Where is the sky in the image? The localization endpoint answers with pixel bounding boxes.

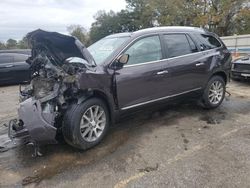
[0,0,126,42]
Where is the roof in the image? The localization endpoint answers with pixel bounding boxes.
[105,26,207,39]
[133,26,207,35]
[105,32,132,38]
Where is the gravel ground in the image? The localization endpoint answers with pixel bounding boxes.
[0,81,250,188]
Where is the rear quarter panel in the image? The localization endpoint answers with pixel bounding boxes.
[191,33,232,87]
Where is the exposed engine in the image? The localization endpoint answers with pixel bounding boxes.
[19,47,88,130]
[32,77,56,99]
[8,29,96,153]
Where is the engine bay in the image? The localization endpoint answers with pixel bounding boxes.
[20,46,90,128]
[7,29,97,155]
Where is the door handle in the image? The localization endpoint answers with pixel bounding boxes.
[195,62,205,67]
[157,70,169,75]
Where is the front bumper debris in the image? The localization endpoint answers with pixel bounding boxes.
[8,98,57,145]
[8,119,30,142]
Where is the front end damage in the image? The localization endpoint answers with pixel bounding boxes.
[9,99,57,145]
[8,29,96,149]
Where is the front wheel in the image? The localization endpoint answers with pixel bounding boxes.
[201,76,226,109]
[62,98,110,150]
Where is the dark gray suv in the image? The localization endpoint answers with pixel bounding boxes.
[9,27,231,151]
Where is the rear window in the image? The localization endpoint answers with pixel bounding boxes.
[197,34,221,50]
[163,34,195,58]
[0,54,13,64]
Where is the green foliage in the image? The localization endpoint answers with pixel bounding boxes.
[126,0,156,28]
[6,39,17,49]
[0,37,28,50]
[89,10,140,43]
[89,0,250,41]
[202,0,249,36]
[235,7,250,35]
[2,0,249,50]
[67,25,89,45]
[17,37,28,49]
[0,42,6,50]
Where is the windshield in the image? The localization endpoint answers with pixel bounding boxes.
[88,36,130,65]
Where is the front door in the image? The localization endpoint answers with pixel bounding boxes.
[115,35,169,110]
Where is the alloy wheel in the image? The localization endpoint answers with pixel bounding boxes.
[80,105,106,142]
[208,81,224,105]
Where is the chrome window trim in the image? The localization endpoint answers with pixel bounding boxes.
[110,31,221,68]
[109,33,161,68]
[123,34,163,67]
[123,48,217,68]
[121,87,202,110]
[199,34,223,49]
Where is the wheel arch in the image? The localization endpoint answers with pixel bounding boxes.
[211,71,228,84]
[76,89,115,125]
[201,72,227,109]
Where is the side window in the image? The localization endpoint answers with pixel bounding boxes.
[164,34,193,58]
[0,54,13,64]
[186,35,198,53]
[124,36,162,65]
[197,34,221,50]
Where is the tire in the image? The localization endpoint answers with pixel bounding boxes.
[62,98,110,150]
[201,75,226,109]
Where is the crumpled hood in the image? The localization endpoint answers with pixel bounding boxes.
[26,29,96,66]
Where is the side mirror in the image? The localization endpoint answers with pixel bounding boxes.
[111,54,129,70]
[118,54,129,64]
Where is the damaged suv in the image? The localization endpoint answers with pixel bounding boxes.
[9,27,231,150]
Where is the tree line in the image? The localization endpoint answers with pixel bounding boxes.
[0,37,29,50]
[1,0,249,49]
[89,0,250,43]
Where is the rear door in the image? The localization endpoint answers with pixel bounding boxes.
[160,33,206,95]
[193,33,228,83]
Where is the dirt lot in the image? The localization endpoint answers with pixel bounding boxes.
[1,81,250,188]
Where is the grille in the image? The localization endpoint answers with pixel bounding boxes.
[234,64,250,71]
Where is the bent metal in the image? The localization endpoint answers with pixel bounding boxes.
[8,27,232,155]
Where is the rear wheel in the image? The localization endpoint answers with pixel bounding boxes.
[201,76,226,109]
[62,98,109,150]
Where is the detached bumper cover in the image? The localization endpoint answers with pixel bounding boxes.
[9,98,57,144]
